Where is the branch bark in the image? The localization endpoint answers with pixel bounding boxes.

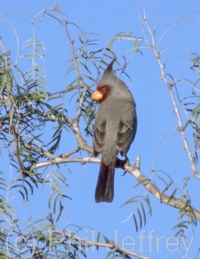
[141,9,199,178]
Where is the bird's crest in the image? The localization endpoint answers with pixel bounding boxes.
[104,59,116,74]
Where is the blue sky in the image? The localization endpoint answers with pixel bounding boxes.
[1,1,200,258]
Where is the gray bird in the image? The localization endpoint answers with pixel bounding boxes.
[91,60,137,202]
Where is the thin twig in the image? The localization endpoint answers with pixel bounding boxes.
[124,161,200,220]
[56,3,90,121]
[141,9,199,178]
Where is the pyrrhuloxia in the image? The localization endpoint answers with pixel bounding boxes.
[91,60,137,203]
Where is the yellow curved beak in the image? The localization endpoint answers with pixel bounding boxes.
[91,90,103,101]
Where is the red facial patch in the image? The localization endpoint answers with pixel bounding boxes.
[97,85,111,103]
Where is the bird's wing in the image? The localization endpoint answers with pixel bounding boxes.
[117,118,137,156]
[93,120,106,156]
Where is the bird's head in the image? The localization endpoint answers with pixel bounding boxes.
[91,60,114,103]
[91,60,131,104]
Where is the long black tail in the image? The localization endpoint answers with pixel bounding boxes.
[95,159,115,203]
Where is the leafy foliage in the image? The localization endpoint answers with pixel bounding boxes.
[0,4,200,259]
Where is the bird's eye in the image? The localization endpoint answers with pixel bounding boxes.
[104,86,110,92]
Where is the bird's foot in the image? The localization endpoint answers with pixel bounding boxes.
[116,157,130,176]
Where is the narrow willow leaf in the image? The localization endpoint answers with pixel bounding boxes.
[140,202,146,226]
[53,194,59,214]
[96,231,101,250]
[48,191,53,209]
[143,195,152,216]
[56,201,63,222]
[137,207,142,230]
[133,213,138,232]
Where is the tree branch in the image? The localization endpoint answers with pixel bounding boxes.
[124,160,200,220]
[66,231,152,259]
[141,9,199,178]
[29,156,100,171]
